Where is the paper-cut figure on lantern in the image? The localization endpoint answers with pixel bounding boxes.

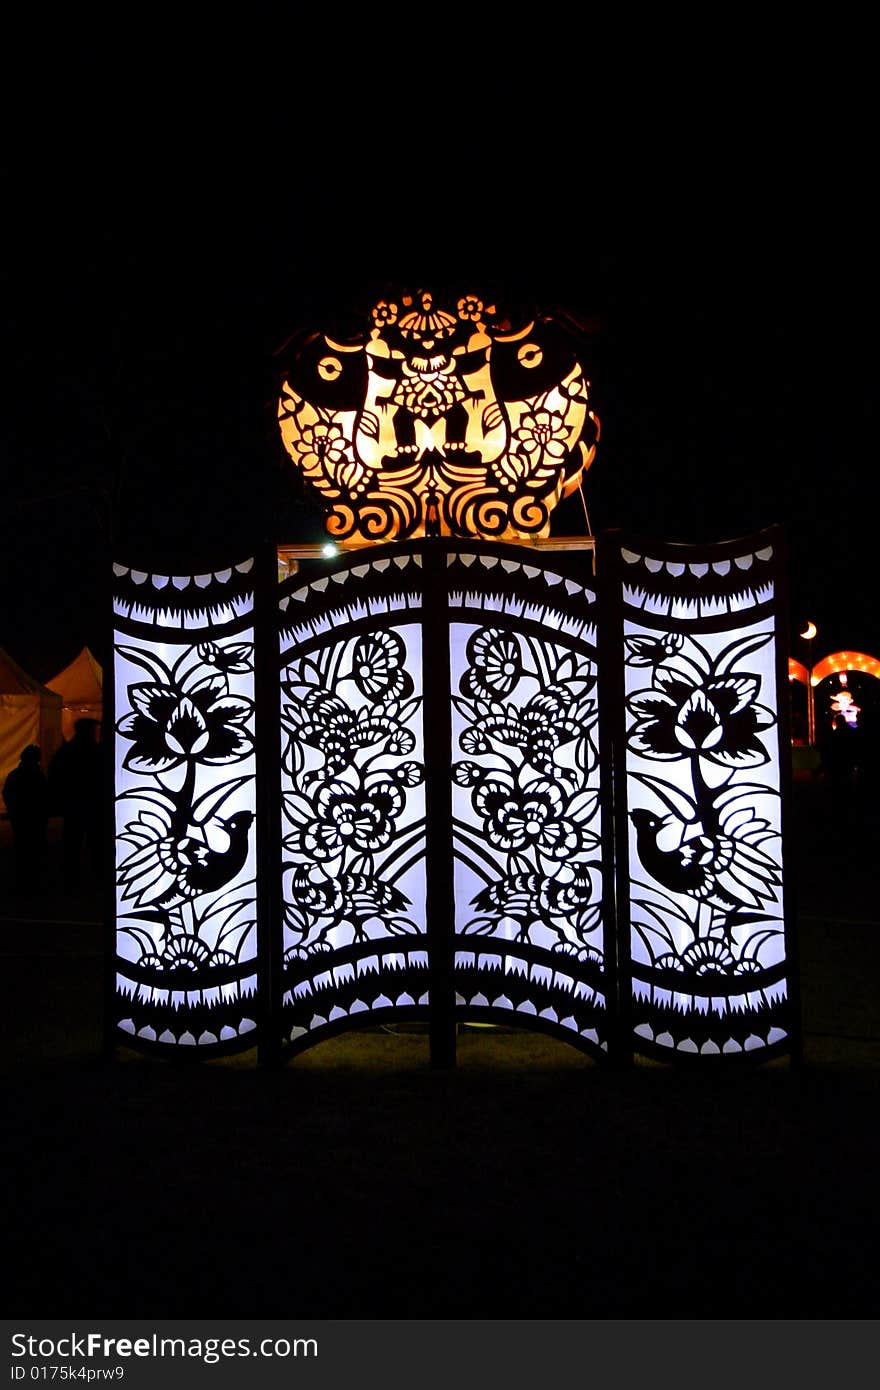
[277,288,600,543]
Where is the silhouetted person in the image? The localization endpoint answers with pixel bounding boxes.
[847,709,878,817]
[48,718,103,889]
[2,744,49,893]
[829,717,857,781]
[821,716,859,829]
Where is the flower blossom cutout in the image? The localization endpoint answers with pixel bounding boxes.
[462,628,523,698]
[628,667,773,770]
[295,778,405,861]
[457,294,484,322]
[514,408,568,460]
[118,672,253,774]
[474,777,580,859]
[372,300,398,327]
[294,420,366,494]
[349,631,414,703]
[624,633,685,667]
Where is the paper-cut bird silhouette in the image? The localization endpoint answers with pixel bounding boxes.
[466,868,598,952]
[119,801,254,911]
[629,807,778,923]
[286,865,413,943]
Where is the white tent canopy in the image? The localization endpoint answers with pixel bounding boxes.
[0,648,64,811]
[46,646,104,740]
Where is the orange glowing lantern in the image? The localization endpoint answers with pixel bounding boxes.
[277,288,600,544]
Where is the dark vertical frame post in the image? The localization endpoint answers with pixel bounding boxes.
[422,542,456,1068]
[255,539,282,1067]
[596,531,633,1067]
[103,555,118,1060]
[771,526,804,1068]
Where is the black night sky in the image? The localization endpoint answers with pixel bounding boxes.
[1,108,875,686]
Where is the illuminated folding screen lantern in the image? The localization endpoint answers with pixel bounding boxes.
[277,288,600,543]
[110,280,798,1070]
[111,534,797,1064]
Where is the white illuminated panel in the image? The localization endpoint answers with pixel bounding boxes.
[278,561,429,1049]
[448,557,609,1057]
[619,538,791,1059]
[112,566,258,1053]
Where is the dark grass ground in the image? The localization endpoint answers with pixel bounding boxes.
[2,776,878,1319]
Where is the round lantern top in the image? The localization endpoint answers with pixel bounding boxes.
[277,286,600,545]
